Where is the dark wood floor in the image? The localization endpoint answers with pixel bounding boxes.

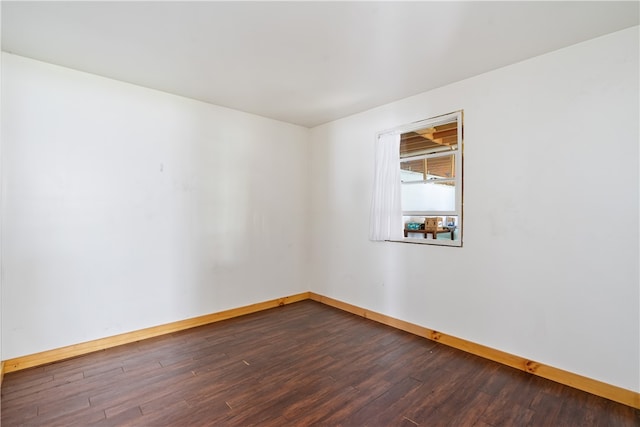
[1,300,638,426]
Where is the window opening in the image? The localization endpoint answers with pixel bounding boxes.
[372,111,463,247]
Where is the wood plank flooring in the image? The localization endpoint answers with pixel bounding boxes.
[1,300,638,426]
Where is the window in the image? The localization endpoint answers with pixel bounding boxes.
[370,111,463,247]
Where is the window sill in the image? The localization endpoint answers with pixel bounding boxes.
[389,238,462,247]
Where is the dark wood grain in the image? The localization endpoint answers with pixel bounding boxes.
[2,300,638,426]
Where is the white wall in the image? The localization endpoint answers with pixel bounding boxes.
[1,53,309,359]
[309,26,639,392]
[0,5,3,365]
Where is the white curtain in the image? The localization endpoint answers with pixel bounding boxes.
[369,132,403,241]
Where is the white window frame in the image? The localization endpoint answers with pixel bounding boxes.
[380,110,463,247]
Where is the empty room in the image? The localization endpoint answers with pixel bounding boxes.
[0,1,639,425]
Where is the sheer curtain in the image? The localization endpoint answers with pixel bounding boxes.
[369,132,403,241]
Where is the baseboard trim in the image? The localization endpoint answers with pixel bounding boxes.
[308,292,639,409]
[1,291,637,409]
[2,292,309,374]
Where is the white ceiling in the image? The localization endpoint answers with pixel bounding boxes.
[2,1,638,128]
